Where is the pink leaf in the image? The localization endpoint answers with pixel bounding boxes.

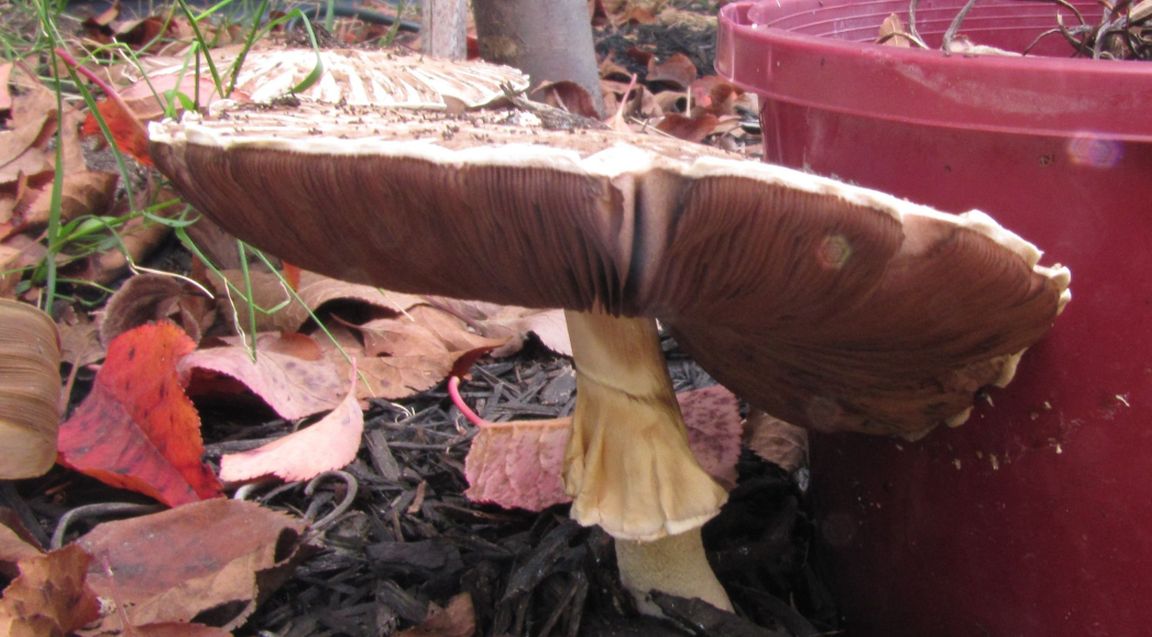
[464,385,742,510]
[179,334,345,420]
[219,368,363,482]
[464,418,572,511]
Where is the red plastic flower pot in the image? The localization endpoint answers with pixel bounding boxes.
[717,2,1152,636]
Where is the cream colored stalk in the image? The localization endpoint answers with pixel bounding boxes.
[563,309,732,612]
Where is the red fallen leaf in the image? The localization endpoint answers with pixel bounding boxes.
[81,98,152,165]
[77,498,306,633]
[464,385,742,510]
[57,321,222,507]
[54,48,151,167]
[218,366,363,482]
[0,544,101,637]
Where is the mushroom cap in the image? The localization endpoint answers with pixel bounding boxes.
[149,99,1069,438]
[141,47,529,110]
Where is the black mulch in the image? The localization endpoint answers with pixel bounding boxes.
[2,337,840,636]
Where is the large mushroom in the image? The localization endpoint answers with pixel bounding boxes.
[148,58,1069,613]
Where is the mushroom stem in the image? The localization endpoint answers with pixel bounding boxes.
[562,309,731,611]
[616,527,733,613]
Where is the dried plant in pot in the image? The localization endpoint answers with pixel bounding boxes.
[718,1,1152,634]
[148,50,1069,620]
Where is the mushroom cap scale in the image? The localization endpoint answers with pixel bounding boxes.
[149,102,1069,438]
[139,47,530,110]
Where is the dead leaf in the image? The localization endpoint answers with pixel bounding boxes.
[99,623,234,637]
[529,80,601,119]
[180,333,346,420]
[679,385,742,489]
[744,409,808,473]
[464,385,742,510]
[84,211,173,285]
[211,269,423,334]
[878,12,913,47]
[218,366,364,482]
[0,235,46,298]
[0,522,41,569]
[99,273,215,346]
[0,63,12,111]
[349,318,456,400]
[647,53,698,92]
[397,593,475,637]
[57,306,105,368]
[77,498,306,632]
[57,321,223,507]
[0,545,101,637]
[0,299,61,479]
[464,417,572,511]
[656,112,720,143]
[0,88,57,177]
[17,171,118,233]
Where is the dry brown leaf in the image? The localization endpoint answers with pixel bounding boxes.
[0,545,101,637]
[212,269,423,333]
[18,171,118,232]
[656,112,720,143]
[85,212,173,285]
[99,273,215,346]
[0,89,56,174]
[0,522,41,569]
[219,366,363,482]
[744,409,808,473]
[0,299,61,479]
[0,235,46,298]
[77,498,306,632]
[878,12,913,47]
[0,63,12,111]
[180,333,346,420]
[97,622,234,637]
[647,53,698,92]
[396,593,475,637]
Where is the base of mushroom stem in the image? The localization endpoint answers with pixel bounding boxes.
[615,526,733,615]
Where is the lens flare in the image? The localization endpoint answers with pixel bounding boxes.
[1066,135,1123,169]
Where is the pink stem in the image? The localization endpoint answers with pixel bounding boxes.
[54,48,119,97]
[448,375,492,428]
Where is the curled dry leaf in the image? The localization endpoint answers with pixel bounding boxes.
[100,273,215,346]
[646,53,698,92]
[464,386,742,510]
[0,299,61,479]
[57,321,222,507]
[0,545,101,637]
[180,333,346,420]
[76,498,307,633]
[210,269,423,334]
[743,409,808,473]
[218,366,364,483]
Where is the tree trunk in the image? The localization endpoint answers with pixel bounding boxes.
[422,0,468,60]
[472,0,605,116]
